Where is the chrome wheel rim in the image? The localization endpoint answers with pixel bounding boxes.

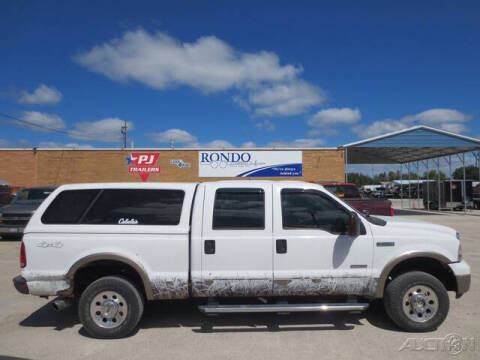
[402,285,438,323]
[90,291,128,329]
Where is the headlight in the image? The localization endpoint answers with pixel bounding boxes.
[456,232,460,240]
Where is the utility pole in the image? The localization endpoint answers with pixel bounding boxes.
[121,121,127,149]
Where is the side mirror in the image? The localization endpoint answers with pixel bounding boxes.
[348,211,360,236]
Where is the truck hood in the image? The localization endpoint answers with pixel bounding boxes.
[0,203,38,215]
[374,216,457,238]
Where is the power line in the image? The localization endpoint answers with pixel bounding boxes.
[0,111,122,143]
[0,111,72,135]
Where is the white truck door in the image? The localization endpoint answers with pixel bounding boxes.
[272,183,374,296]
[194,182,273,297]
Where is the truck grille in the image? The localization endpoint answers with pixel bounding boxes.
[1,213,32,226]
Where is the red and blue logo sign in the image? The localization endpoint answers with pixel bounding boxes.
[126,153,160,182]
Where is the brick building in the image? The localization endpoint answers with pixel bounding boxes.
[0,148,345,189]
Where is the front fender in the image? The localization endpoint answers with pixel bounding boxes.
[374,250,452,298]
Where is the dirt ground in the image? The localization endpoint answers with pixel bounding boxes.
[0,213,478,360]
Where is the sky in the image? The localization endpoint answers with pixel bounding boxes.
[1,0,479,152]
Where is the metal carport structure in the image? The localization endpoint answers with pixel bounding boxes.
[341,126,480,212]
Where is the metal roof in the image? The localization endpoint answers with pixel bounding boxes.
[341,125,480,164]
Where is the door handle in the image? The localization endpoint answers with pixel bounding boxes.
[204,240,215,254]
[276,239,287,254]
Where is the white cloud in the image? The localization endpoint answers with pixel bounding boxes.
[404,108,470,124]
[74,28,324,117]
[255,119,276,132]
[21,111,66,132]
[249,80,326,117]
[11,112,133,144]
[241,141,256,148]
[69,118,133,142]
[146,127,326,148]
[438,123,469,134]
[147,128,234,148]
[308,107,361,127]
[0,139,31,148]
[353,108,471,139]
[18,84,62,105]
[74,29,299,92]
[266,138,325,148]
[308,128,339,137]
[203,140,234,148]
[147,128,198,146]
[38,141,93,149]
[232,95,251,112]
[353,119,408,139]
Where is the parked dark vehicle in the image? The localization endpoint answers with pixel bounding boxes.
[0,181,12,206]
[423,181,474,210]
[474,183,480,209]
[319,182,394,216]
[390,184,423,199]
[0,186,56,239]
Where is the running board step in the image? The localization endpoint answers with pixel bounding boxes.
[198,303,369,314]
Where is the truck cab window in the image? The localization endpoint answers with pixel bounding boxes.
[213,188,265,229]
[281,189,350,233]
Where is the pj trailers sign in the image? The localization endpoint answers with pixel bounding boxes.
[199,151,302,177]
[127,153,160,182]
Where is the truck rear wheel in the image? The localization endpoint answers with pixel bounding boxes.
[78,276,144,339]
[384,271,449,332]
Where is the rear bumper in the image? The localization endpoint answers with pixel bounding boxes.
[12,275,29,294]
[448,260,471,298]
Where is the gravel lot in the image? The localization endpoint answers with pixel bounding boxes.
[0,213,478,360]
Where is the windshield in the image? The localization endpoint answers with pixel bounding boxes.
[323,185,360,199]
[12,188,53,204]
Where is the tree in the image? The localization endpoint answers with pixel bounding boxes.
[388,171,397,181]
[346,170,422,186]
[423,170,447,180]
[346,172,374,186]
[385,170,419,181]
[452,166,479,180]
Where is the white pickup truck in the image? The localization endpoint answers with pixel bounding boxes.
[13,181,470,338]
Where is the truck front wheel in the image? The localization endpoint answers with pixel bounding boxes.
[384,271,449,332]
[78,276,144,339]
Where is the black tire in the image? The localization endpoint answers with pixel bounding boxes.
[78,276,144,339]
[384,271,449,332]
